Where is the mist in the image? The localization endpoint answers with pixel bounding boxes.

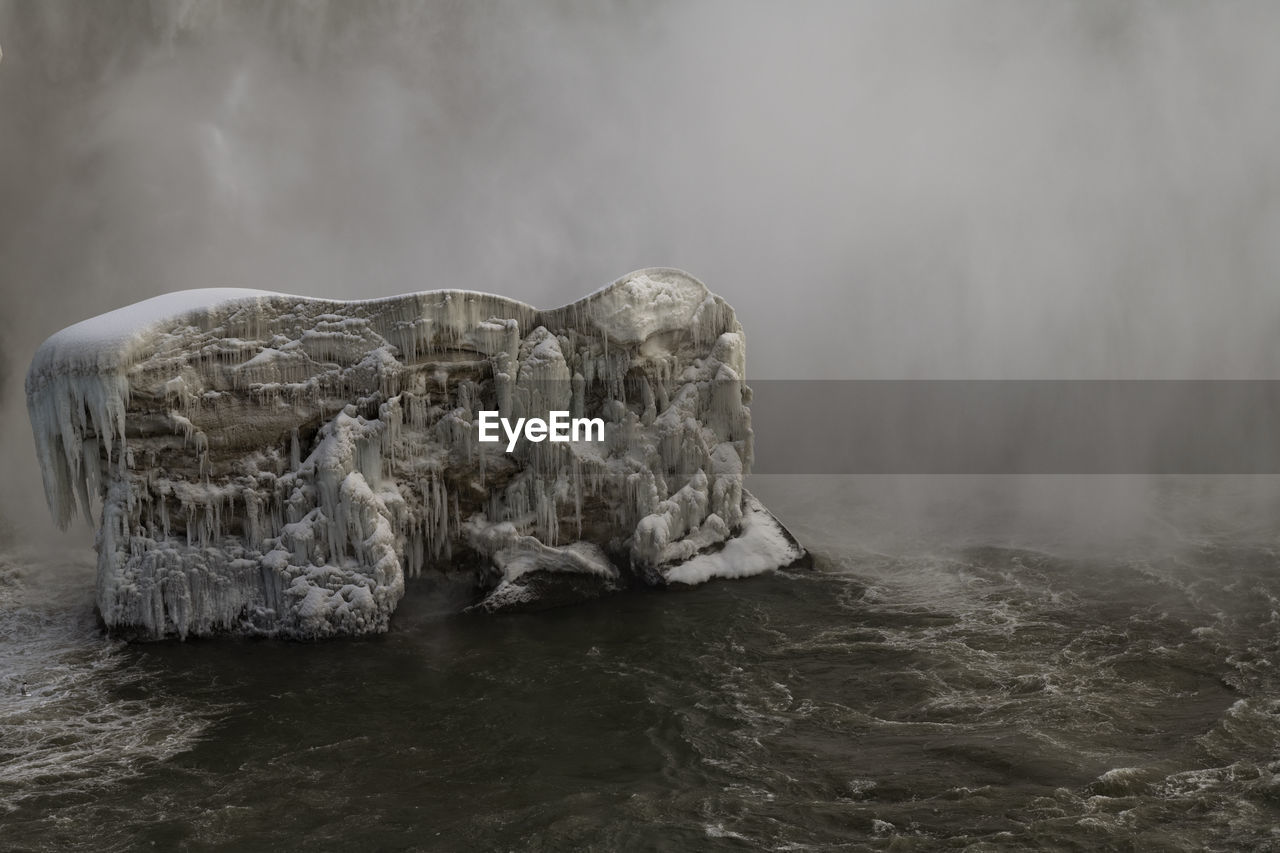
[3,0,1280,542]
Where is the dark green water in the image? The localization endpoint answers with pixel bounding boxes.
[4,477,1280,850]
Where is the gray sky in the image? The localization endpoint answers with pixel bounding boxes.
[5,1,1280,381]
[2,0,1280,531]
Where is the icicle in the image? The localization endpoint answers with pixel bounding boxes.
[25,270,782,638]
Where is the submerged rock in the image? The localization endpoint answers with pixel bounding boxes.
[26,268,807,639]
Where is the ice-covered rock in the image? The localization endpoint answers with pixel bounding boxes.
[25,268,807,639]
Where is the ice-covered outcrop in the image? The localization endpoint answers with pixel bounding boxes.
[26,269,807,639]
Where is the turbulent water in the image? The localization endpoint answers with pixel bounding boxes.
[3,476,1280,851]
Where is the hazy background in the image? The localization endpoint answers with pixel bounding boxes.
[3,0,1280,541]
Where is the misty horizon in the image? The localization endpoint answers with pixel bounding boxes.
[4,1,1280,538]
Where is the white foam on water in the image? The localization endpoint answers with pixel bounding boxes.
[0,544,221,813]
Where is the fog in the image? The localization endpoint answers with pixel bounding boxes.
[3,1,1280,542]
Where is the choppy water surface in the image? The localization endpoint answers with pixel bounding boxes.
[3,477,1280,851]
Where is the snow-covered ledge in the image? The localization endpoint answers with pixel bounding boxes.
[26,269,807,639]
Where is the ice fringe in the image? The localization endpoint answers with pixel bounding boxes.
[26,269,807,639]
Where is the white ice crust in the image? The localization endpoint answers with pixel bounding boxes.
[664,494,805,585]
[26,268,805,638]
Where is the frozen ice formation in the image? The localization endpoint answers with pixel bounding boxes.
[26,268,807,639]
